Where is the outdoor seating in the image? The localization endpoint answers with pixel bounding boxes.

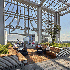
[36,44,47,54]
[37,46,43,54]
[36,45,38,49]
[39,45,58,58]
[35,44,61,58]
[43,49,46,54]
[22,51,28,56]
[18,50,28,56]
[37,49,43,54]
[21,42,24,46]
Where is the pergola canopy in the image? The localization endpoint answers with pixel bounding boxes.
[0,0,70,44]
[12,0,70,15]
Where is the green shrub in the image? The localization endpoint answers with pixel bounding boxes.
[0,43,12,55]
[5,43,13,48]
[0,45,8,54]
[40,42,70,48]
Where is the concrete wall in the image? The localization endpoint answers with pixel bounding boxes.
[0,0,5,45]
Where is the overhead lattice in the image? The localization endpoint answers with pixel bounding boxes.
[4,0,70,37]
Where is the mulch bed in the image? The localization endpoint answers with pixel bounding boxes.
[0,46,56,65]
[25,49,50,64]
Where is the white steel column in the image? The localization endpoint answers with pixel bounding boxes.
[54,12,58,43]
[0,0,5,45]
[4,30,7,45]
[56,12,58,43]
[37,6,42,43]
[58,13,60,43]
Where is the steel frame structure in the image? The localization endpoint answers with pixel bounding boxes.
[0,0,70,44]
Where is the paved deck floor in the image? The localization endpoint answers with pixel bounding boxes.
[14,55,70,70]
[15,46,70,70]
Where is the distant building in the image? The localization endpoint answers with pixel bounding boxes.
[7,34,25,41]
[27,34,35,43]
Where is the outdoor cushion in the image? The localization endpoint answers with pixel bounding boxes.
[38,50,42,51]
[22,51,28,56]
[37,49,43,54]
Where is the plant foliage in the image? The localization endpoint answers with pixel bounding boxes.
[0,43,12,54]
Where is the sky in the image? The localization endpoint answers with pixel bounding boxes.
[60,13,70,41]
[4,0,70,41]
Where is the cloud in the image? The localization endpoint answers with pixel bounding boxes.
[63,34,65,35]
[67,35,69,36]
[15,18,17,20]
[67,36,70,37]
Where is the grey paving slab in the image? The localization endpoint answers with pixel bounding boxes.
[44,66,66,70]
[32,63,44,70]
[2,54,69,70]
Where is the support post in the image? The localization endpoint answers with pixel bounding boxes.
[27,5,29,40]
[37,7,42,43]
[58,13,60,43]
[54,12,59,43]
[17,0,19,25]
[0,0,5,45]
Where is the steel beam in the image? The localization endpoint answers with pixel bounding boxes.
[59,10,70,16]
[58,6,69,12]
[28,6,29,35]
[41,6,55,14]
[58,0,65,3]
[37,7,42,43]
[54,12,59,43]
[13,0,39,8]
[42,34,50,37]
[40,0,46,6]
[58,13,60,43]
[18,34,33,36]
[13,0,55,14]
[58,0,70,12]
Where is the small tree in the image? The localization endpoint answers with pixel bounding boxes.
[49,24,61,44]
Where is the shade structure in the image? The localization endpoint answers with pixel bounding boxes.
[0,0,70,44]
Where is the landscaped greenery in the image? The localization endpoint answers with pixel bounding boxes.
[48,24,61,43]
[0,43,13,55]
[40,42,70,48]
